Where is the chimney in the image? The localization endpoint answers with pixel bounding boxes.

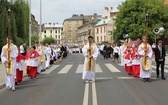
[105,7,109,11]
[117,5,120,10]
[80,14,84,16]
[110,7,113,10]
[93,13,97,20]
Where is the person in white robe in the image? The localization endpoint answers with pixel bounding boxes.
[45,43,51,68]
[82,36,99,83]
[138,36,153,82]
[119,41,127,66]
[1,37,18,91]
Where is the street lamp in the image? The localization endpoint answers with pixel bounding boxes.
[29,0,32,48]
[145,14,149,38]
[123,34,129,43]
[88,25,91,36]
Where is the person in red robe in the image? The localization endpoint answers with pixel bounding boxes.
[125,48,133,75]
[132,46,141,77]
[25,48,31,77]
[15,52,24,84]
[29,46,39,79]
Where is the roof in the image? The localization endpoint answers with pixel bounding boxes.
[95,18,112,26]
[44,23,63,28]
[64,14,92,21]
[109,8,119,13]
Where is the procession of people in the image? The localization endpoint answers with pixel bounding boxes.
[1,38,69,91]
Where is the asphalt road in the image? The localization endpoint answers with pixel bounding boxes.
[0,53,168,105]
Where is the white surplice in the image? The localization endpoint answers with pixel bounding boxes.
[45,46,51,68]
[120,45,126,66]
[82,43,99,80]
[1,43,18,88]
[138,43,152,78]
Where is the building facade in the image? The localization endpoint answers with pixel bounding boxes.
[94,7,119,44]
[77,13,101,45]
[42,23,63,44]
[31,14,38,36]
[62,14,92,45]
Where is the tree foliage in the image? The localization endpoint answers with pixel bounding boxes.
[114,0,168,42]
[0,0,30,50]
[43,37,56,45]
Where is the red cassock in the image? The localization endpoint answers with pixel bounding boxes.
[29,51,39,78]
[25,52,31,76]
[131,50,140,77]
[125,53,132,75]
[15,54,24,83]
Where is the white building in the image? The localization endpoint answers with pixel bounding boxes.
[95,7,119,44]
[42,23,63,44]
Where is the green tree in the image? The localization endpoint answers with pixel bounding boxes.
[114,0,168,42]
[43,37,56,45]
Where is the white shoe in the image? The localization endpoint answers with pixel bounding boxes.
[12,87,15,91]
[7,86,11,90]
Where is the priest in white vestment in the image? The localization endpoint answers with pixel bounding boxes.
[1,37,18,91]
[138,36,153,82]
[82,36,99,83]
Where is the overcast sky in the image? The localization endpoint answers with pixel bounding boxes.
[31,0,126,24]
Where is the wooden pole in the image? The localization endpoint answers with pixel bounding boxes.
[7,9,11,70]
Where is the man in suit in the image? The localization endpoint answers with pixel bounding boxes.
[155,40,166,80]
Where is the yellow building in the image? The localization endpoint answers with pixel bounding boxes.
[62,14,92,45]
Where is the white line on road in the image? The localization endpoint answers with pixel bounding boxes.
[42,65,60,74]
[96,64,103,73]
[83,83,89,105]
[152,65,168,73]
[105,63,121,72]
[58,65,73,74]
[92,82,98,105]
[76,64,83,73]
[76,64,103,73]
[117,77,135,79]
[96,77,113,80]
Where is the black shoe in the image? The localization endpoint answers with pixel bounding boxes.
[143,78,147,82]
[147,78,151,82]
[161,77,166,80]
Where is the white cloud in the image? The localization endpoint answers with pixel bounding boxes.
[31,0,125,24]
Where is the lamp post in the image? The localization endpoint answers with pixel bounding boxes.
[39,0,42,42]
[29,0,32,48]
[7,9,11,72]
[145,14,149,38]
[123,34,129,43]
[88,25,91,36]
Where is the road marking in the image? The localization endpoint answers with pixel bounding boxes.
[92,82,98,105]
[83,83,89,105]
[96,77,113,80]
[76,64,83,73]
[58,65,73,74]
[96,64,103,73]
[105,63,121,72]
[76,64,103,73]
[117,77,135,79]
[42,65,59,74]
[152,65,168,73]
[68,62,74,63]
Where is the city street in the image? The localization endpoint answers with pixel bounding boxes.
[0,54,168,105]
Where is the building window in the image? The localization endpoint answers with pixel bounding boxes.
[55,35,57,39]
[97,37,99,42]
[58,30,60,33]
[50,30,52,33]
[68,34,71,36]
[68,27,71,31]
[44,35,46,38]
[50,35,52,37]
[55,30,57,33]
[44,30,46,33]
[97,28,99,33]
[58,35,60,38]
[76,21,78,24]
[101,27,102,33]
[68,21,71,24]
[104,27,106,32]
